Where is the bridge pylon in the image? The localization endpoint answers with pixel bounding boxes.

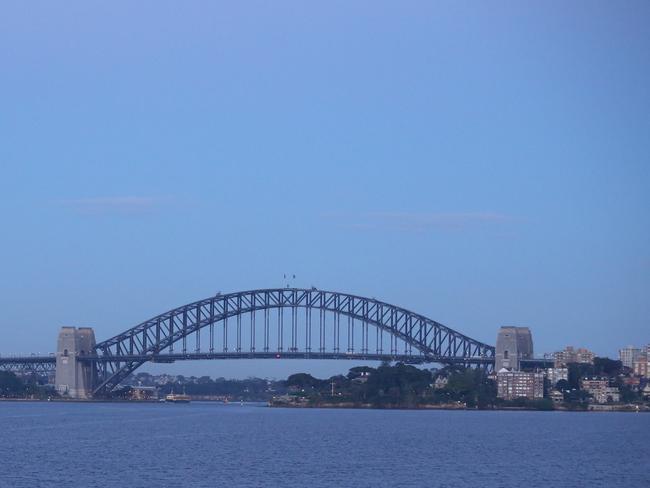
[55,327,97,399]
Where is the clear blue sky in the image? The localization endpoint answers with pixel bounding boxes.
[1,2,648,379]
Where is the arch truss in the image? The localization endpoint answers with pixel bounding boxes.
[90,288,495,395]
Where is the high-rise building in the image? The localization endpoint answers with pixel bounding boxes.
[495,326,533,371]
[497,370,544,400]
[619,346,643,369]
[631,344,650,377]
[553,346,595,367]
[633,356,649,378]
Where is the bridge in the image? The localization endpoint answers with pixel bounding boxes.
[0,288,496,398]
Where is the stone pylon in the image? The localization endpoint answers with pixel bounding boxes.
[495,326,533,371]
[55,327,96,399]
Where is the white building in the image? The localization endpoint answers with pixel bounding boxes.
[593,387,620,404]
[545,368,568,387]
[619,346,643,369]
[433,376,448,390]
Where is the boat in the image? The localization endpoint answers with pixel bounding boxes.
[165,389,191,403]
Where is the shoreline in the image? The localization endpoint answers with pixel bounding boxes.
[268,402,650,413]
[1,398,648,413]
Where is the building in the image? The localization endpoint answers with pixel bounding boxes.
[581,377,608,392]
[619,346,644,369]
[495,326,533,371]
[581,377,620,404]
[545,368,568,387]
[553,346,595,367]
[549,390,564,404]
[633,357,649,378]
[433,376,448,390]
[593,387,620,404]
[642,384,650,400]
[622,376,641,390]
[130,386,158,401]
[496,369,544,400]
[632,345,650,378]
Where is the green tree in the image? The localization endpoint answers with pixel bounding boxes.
[347,366,376,380]
[593,357,623,377]
[443,368,495,408]
[567,363,594,389]
[619,385,640,403]
[0,371,25,397]
[365,362,432,407]
[556,379,570,392]
[286,373,325,389]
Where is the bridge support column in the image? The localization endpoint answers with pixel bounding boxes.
[495,326,533,371]
[55,327,96,399]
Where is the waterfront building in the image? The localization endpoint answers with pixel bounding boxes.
[545,367,568,387]
[495,326,533,371]
[581,377,608,392]
[619,346,643,369]
[130,386,158,400]
[553,346,595,367]
[496,369,544,400]
[581,377,620,404]
[593,387,620,404]
[549,390,564,403]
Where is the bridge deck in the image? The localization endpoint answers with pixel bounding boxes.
[1,352,494,369]
[83,351,494,364]
[0,356,56,374]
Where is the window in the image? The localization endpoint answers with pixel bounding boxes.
[504,350,509,359]
[63,349,68,357]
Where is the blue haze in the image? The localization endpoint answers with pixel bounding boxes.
[0,2,648,378]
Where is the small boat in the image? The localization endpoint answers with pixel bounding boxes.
[165,389,191,403]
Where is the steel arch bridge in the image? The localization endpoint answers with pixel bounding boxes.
[88,288,495,395]
[0,288,496,395]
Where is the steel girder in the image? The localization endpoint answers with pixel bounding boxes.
[0,356,56,375]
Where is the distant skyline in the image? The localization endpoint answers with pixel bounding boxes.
[1,2,648,378]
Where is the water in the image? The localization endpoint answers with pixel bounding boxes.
[1,402,648,488]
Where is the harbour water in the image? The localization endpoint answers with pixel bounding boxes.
[1,402,648,488]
